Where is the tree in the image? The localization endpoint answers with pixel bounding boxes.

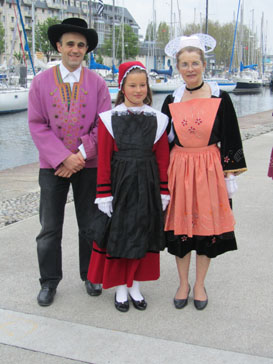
[0,21,5,55]
[14,51,28,64]
[156,22,170,49]
[35,17,60,62]
[183,20,258,71]
[145,22,156,42]
[101,24,139,62]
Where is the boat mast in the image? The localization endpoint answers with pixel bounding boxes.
[205,0,208,34]
[152,0,156,69]
[260,12,264,75]
[112,0,115,71]
[31,0,35,70]
[229,0,241,74]
[121,0,124,62]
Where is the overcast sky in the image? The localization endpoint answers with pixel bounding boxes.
[103,0,273,54]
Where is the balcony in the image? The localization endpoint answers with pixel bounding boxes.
[46,0,62,9]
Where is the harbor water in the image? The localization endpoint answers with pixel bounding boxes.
[0,87,272,171]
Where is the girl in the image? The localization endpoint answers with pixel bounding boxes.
[87,61,170,312]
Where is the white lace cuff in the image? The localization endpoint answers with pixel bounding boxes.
[95,196,113,204]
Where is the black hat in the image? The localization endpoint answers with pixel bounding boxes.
[47,18,98,54]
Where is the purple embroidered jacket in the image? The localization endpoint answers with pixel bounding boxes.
[28,65,111,169]
[268,148,273,179]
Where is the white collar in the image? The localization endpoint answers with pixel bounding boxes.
[59,62,82,82]
[173,81,220,102]
[99,103,168,144]
[114,103,150,114]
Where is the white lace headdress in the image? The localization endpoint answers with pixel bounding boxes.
[165,33,216,58]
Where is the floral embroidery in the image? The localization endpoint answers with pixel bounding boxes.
[195,118,202,125]
[224,156,230,163]
[180,235,187,242]
[188,126,196,134]
[212,237,216,244]
[181,119,188,126]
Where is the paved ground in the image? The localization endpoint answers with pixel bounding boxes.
[0,110,273,363]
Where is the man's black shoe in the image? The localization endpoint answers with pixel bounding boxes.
[37,287,56,306]
[85,280,102,296]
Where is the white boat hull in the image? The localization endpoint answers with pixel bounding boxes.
[217,82,237,92]
[150,79,181,93]
[205,78,237,93]
[0,88,29,114]
[108,86,119,103]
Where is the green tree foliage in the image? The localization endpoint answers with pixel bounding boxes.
[183,23,202,36]
[156,22,170,49]
[0,21,5,55]
[145,22,156,41]
[184,21,235,69]
[95,52,104,65]
[35,17,60,61]
[14,51,28,64]
[101,24,139,62]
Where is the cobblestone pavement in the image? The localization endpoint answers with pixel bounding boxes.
[1,122,273,229]
[0,190,74,228]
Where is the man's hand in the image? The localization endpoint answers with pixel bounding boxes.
[62,152,85,173]
[54,165,74,178]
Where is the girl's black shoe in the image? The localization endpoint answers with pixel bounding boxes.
[114,294,129,312]
[129,294,147,310]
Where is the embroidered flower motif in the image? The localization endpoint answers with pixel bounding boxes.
[180,235,187,242]
[181,119,188,126]
[195,118,202,125]
[224,156,230,163]
[212,237,216,244]
[188,126,196,134]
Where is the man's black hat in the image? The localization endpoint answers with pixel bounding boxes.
[47,18,98,54]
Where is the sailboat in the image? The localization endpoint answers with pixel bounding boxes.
[229,0,262,93]
[233,63,262,93]
[0,0,34,114]
[0,85,29,114]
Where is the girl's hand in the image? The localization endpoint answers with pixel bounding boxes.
[161,194,170,211]
[98,201,113,217]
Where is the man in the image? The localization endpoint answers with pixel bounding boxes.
[28,18,111,306]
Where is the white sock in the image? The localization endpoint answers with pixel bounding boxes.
[115,285,128,303]
[128,281,144,301]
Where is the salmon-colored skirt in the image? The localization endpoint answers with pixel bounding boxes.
[165,144,235,237]
[87,242,160,289]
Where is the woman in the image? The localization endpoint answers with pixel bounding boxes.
[161,34,247,310]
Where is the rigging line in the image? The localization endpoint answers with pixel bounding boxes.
[15,0,36,75]
[12,0,27,67]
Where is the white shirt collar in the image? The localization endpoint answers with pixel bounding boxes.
[59,62,82,83]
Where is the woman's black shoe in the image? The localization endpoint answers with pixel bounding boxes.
[173,285,191,309]
[194,288,208,310]
[114,294,129,312]
[129,294,147,310]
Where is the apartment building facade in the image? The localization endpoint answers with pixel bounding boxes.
[0,0,139,63]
